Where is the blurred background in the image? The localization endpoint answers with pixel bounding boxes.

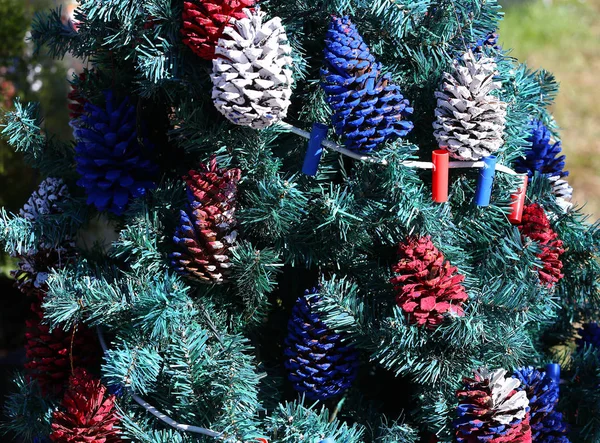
[0,0,598,439]
[499,0,600,218]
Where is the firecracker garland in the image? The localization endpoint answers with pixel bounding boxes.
[211,8,293,129]
[455,367,532,442]
[518,204,565,288]
[320,16,413,153]
[170,157,241,284]
[513,367,570,442]
[390,236,468,328]
[181,0,255,60]
[433,51,507,161]
[284,288,359,401]
[50,368,120,442]
[73,90,159,215]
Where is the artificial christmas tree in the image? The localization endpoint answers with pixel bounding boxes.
[2,0,600,441]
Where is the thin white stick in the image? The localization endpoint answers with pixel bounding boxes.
[96,327,223,439]
[278,122,519,175]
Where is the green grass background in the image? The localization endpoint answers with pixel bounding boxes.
[500,0,600,218]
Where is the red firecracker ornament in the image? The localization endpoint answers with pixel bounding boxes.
[50,368,120,443]
[518,203,565,288]
[390,236,468,328]
[181,0,256,60]
[25,293,99,396]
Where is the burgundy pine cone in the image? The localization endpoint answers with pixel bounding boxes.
[390,236,468,328]
[25,292,99,396]
[68,72,88,120]
[518,203,565,288]
[50,368,120,443]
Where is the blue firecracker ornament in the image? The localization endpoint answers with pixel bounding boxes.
[577,322,600,350]
[514,120,568,181]
[513,367,570,442]
[284,288,359,401]
[74,90,158,215]
[321,16,413,153]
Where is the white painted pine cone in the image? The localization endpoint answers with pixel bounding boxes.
[549,175,574,212]
[433,52,507,161]
[211,8,293,129]
[20,177,70,222]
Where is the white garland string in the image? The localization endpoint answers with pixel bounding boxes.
[96,327,223,439]
[278,122,519,176]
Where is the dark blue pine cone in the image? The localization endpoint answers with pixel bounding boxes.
[577,322,600,350]
[514,120,568,180]
[472,32,501,53]
[284,288,359,401]
[74,90,158,215]
[321,16,413,153]
[513,367,570,442]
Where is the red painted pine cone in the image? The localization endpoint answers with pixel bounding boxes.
[519,204,564,288]
[25,293,99,396]
[390,236,468,328]
[50,368,120,442]
[181,0,255,60]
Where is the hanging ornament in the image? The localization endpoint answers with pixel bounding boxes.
[433,51,507,161]
[455,368,531,442]
[50,368,120,442]
[518,204,564,288]
[11,178,75,296]
[25,293,99,396]
[390,236,468,328]
[211,8,293,129]
[284,288,359,401]
[321,16,413,153]
[577,323,600,350]
[73,90,159,215]
[170,157,241,284]
[181,0,255,60]
[513,367,570,442]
